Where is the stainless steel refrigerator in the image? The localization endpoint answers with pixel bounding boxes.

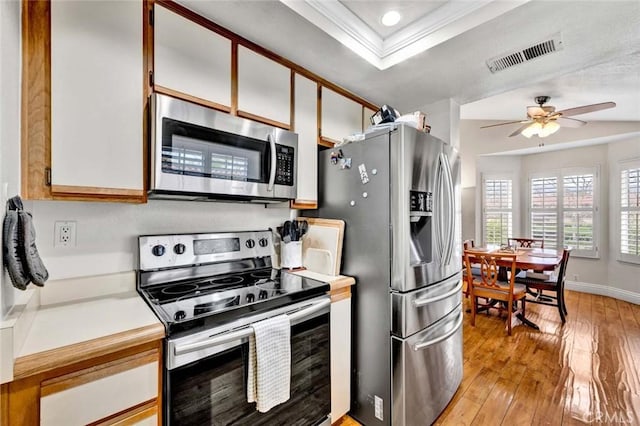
[310,125,462,425]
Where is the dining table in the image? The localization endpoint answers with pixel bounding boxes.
[468,246,564,330]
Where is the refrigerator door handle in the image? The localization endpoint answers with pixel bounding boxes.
[435,154,447,263]
[441,152,455,265]
[412,280,463,307]
[412,307,463,351]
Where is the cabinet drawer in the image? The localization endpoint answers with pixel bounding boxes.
[40,351,159,426]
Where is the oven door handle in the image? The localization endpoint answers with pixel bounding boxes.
[267,134,276,192]
[173,298,330,356]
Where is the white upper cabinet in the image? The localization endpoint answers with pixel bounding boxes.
[50,1,143,191]
[293,74,318,205]
[154,5,231,108]
[321,87,363,143]
[237,46,291,126]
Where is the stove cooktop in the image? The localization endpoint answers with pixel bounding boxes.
[141,268,326,324]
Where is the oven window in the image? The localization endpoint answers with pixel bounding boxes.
[167,314,330,425]
[162,118,269,183]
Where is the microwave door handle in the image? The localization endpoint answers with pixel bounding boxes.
[267,134,276,192]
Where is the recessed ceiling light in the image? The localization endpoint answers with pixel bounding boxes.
[381,11,401,27]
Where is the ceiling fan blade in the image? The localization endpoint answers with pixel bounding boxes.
[509,123,533,137]
[556,117,587,128]
[480,120,528,129]
[556,101,616,117]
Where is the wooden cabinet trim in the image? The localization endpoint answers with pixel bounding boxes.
[13,323,165,380]
[231,41,238,115]
[330,286,351,303]
[52,185,145,197]
[21,0,52,200]
[155,85,232,113]
[41,349,158,397]
[91,400,157,426]
[236,110,290,130]
[319,137,337,148]
[290,201,318,210]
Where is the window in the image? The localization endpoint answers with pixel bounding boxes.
[482,176,513,245]
[529,167,599,258]
[620,160,640,263]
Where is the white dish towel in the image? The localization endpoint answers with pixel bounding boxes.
[247,314,291,412]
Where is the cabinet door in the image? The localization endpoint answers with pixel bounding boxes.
[50,1,143,196]
[293,74,318,206]
[237,46,291,128]
[330,297,351,421]
[154,5,231,110]
[321,88,362,143]
[40,351,158,426]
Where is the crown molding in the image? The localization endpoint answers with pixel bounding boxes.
[281,0,531,70]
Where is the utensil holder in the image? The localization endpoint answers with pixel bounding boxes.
[281,241,302,269]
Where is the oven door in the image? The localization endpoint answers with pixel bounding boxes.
[150,93,297,201]
[165,297,331,426]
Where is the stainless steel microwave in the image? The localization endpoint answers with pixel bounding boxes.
[149,93,297,202]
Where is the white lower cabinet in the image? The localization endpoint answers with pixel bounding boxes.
[331,297,351,422]
[40,352,159,426]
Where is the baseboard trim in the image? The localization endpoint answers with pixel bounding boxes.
[565,281,640,305]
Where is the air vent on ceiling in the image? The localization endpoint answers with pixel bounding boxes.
[486,33,563,73]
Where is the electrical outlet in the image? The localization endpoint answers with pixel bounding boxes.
[54,221,77,248]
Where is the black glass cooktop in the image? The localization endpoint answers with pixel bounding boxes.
[140,268,328,327]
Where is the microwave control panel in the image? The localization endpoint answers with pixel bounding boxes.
[275,145,295,186]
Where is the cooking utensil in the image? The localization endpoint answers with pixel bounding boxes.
[297,220,308,239]
[282,221,293,243]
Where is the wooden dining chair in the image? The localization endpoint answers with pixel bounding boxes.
[508,237,544,249]
[461,240,476,297]
[515,248,571,323]
[463,250,527,336]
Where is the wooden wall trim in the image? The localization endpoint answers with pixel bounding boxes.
[21,0,52,200]
[319,137,336,148]
[155,0,377,110]
[13,324,165,380]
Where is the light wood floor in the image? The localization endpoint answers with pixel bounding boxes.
[343,290,640,425]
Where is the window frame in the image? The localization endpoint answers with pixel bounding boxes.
[527,166,600,258]
[618,158,640,264]
[481,173,514,246]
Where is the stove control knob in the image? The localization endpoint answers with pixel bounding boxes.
[259,238,269,247]
[258,290,268,300]
[173,243,186,255]
[152,244,166,257]
[246,293,255,303]
[245,239,256,249]
[174,310,186,321]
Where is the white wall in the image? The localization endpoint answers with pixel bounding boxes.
[419,98,461,149]
[1,0,22,317]
[28,200,292,281]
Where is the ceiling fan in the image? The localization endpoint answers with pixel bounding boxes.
[481,96,616,138]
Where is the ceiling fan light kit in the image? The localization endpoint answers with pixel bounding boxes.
[480,96,616,138]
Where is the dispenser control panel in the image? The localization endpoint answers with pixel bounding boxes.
[410,191,432,214]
